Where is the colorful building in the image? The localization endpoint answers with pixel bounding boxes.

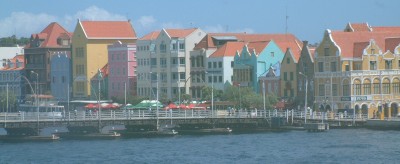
[296,41,316,109]
[24,22,72,95]
[71,20,137,99]
[50,52,71,102]
[314,23,400,119]
[0,55,26,108]
[136,28,206,100]
[107,41,137,100]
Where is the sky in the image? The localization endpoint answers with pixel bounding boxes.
[0,0,399,44]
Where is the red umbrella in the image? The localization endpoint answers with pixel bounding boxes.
[178,104,188,109]
[85,103,97,109]
[164,103,178,110]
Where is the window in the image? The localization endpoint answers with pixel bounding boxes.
[318,62,323,72]
[218,62,222,68]
[179,43,185,50]
[393,82,400,94]
[179,72,185,81]
[283,72,287,81]
[342,84,350,96]
[345,65,350,71]
[370,61,377,70]
[324,48,329,56]
[172,73,177,80]
[355,84,361,95]
[191,57,195,67]
[363,83,371,95]
[331,62,337,72]
[208,76,212,83]
[160,43,166,53]
[319,85,325,96]
[231,61,234,67]
[354,63,361,70]
[172,58,178,65]
[286,58,290,64]
[373,82,380,94]
[271,52,274,57]
[172,43,177,50]
[219,76,222,82]
[385,60,392,69]
[151,58,157,68]
[332,84,338,96]
[179,57,185,65]
[213,62,217,68]
[383,82,390,94]
[208,62,212,68]
[160,58,167,68]
[290,72,293,81]
[213,76,217,83]
[76,47,84,57]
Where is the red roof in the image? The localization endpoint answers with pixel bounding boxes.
[165,28,197,38]
[27,22,71,48]
[346,23,371,32]
[140,31,160,40]
[80,20,136,38]
[385,38,400,53]
[352,42,369,58]
[247,41,270,55]
[209,42,245,58]
[194,33,302,60]
[330,30,400,58]
[0,54,25,70]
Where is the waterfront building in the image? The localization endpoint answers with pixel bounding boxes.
[136,28,206,100]
[71,20,136,99]
[24,22,71,95]
[0,55,26,109]
[259,64,281,97]
[314,23,400,119]
[107,41,137,100]
[50,52,71,102]
[0,47,24,69]
[296,41,316,109]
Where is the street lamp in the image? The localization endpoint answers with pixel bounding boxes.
[299,72,307,124]
[205,71,214,117]
[30,71,39,135]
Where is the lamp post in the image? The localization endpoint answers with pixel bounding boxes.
[97,69,102,132]
[299,72,307,124]
[30,71,39,135]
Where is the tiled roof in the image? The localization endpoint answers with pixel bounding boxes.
[209,42,245,58]
[194,33,302,60]
[0,54,25,70]
[140,31,160,40]
[164,28,197,38]
[247,41,270,55]
[353,42,369,58]
[27,22,71,48]
[385,38,400,52]
[331,30,400,58]
[372,26,400,32]
[80,20,136,38]
[346,23,371,32]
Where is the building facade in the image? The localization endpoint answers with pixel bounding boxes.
[314,25,400,119]
[71,20,137,99]
[50,52,71,102]
[136,28,206,100]
[0,55,26,110]
[24,22,71,95]
[107,41,137,100]
[296,41,316,110]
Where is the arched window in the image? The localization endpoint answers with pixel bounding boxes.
[393,78,400,94]
[373,78,380,94]
[342,79,350,96]
[382,78,390,94]
[363,79,371,95]
[354,79,361,95]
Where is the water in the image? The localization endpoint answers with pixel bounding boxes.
[0,129,399,163]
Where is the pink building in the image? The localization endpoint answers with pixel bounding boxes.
[108,41,137,100]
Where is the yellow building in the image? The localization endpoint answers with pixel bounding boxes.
[314,23,400,119]
[71,20,137,98]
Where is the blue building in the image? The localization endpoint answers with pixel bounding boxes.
[50,52,71,101]
[0,55,27,111]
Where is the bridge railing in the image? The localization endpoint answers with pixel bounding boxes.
[0,109,369,123]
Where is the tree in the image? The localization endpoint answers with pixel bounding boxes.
[0,91,17,112]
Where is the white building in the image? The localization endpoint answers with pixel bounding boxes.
[136,28,206,100]
[0,47,24,68]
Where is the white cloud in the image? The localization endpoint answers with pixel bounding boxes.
[0,12,58,37]
[64,5,127,29]
[137,16,156,27]
[203,24,255,34]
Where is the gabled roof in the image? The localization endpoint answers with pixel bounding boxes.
[247,41,270,55]
[27,22,72,48]
[140,31,160,40]
[0,54,25,70]
[209,42,245,58]
[330,30,400,58]
[194,33,302,58]
[385,37,400,52]
[164,28,197,38]
[80,20,136,39]
[345,23,372,32]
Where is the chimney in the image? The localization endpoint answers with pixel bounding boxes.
[302,40,308,46]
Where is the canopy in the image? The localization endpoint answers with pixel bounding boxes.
[85,103,99,109]
[128,100,163,109]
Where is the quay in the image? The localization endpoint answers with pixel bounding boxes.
[0,109,368,137]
